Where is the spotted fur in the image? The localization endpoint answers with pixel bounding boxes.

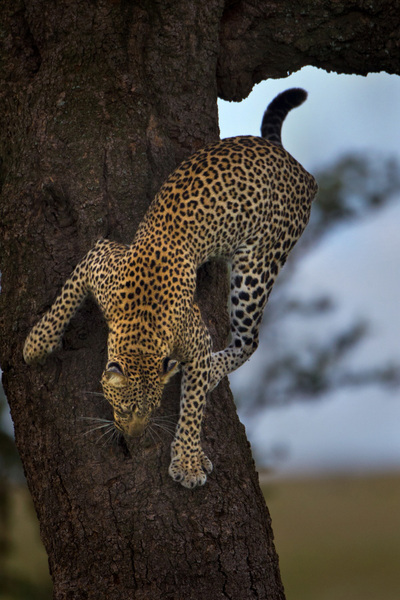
[24,88,318,488]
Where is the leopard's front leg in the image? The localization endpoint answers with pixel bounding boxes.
[23,253,92,364]
[23,238,124,365]
[169,331,213,488]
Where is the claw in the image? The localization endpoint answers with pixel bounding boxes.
[168,448,213,488]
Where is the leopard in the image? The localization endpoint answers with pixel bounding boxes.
[23,88,318,488]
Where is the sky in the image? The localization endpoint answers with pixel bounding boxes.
[218,67,400,476]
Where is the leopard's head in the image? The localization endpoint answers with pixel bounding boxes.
[101,354,180,437]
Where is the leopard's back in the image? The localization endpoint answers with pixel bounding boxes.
[136,131,316,267]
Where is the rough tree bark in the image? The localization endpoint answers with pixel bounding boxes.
[0,1,398,599]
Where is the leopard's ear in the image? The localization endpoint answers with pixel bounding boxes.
[103,362,128,388]
[160,357,180,382]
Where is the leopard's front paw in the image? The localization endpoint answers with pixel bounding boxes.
[23,328,61,365]
[169,442,213,489]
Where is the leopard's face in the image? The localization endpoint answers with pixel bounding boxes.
[101,355,180,437]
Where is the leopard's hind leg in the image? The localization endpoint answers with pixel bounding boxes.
[209,242,284,390]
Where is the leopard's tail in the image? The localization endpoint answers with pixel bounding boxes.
[261,88,307,146]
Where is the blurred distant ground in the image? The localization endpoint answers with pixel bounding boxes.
[1,471,400,600]
[263,471,400,600]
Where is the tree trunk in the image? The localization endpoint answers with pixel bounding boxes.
[0,1,398,599]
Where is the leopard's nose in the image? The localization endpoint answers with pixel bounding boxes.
[124,416,147,438]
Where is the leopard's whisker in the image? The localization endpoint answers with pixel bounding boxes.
[151,417,178,426]
[112,428,122,446]
[97,424,117,445]
[100,426,119,447]
[79,416,113,423]
[103,425,121,448]
[147,427,158,445]
[151,422,175,438]
[152,420,177,428]
[81,391,105,398]
[83,422,114,436]
[152,416,176,426]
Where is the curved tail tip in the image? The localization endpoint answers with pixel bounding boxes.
[261,87,308,144]
[278,87,308,107]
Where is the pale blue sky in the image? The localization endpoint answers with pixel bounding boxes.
[218,66,400,171]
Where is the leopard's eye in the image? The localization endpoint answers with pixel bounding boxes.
[162,357,172,374]
[160,357,179,379]
[107,362,123,375]
[161,356,179,375]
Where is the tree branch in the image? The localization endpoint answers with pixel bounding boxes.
[218,0,400,100]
